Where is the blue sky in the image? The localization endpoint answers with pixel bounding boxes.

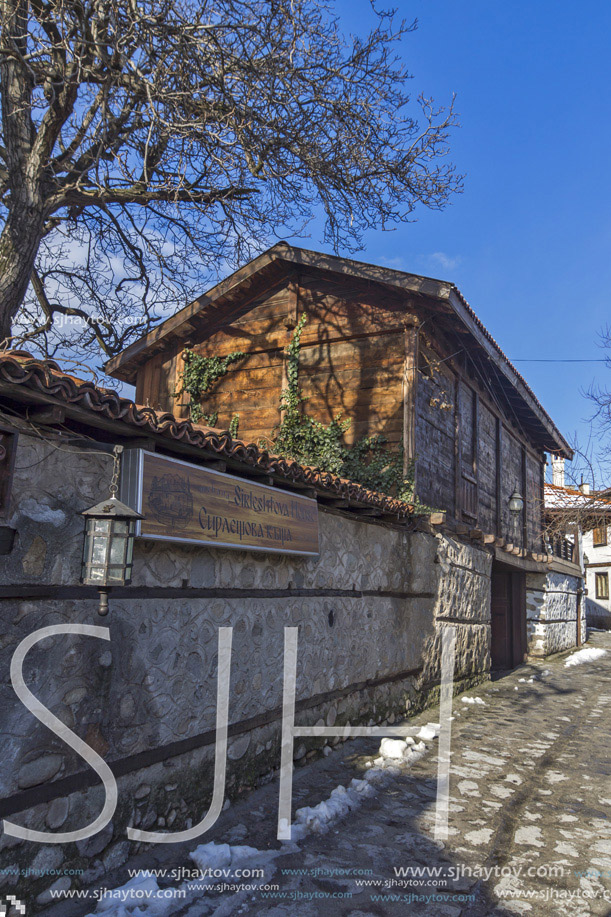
[288,0,611,481]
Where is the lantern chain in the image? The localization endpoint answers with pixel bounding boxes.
[109,445,124,498]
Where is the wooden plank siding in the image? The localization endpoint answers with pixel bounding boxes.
[131,269,548,550]
[414,329,546,549]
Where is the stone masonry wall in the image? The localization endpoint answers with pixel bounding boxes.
[526,569,583,658]
[0,425,491,907]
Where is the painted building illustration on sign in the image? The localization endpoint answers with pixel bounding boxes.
[147,471,194,528]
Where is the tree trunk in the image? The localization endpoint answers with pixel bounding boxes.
[0,0,45,344]
[0,203,45,343]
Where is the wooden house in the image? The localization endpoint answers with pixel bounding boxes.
[107,244,577,668]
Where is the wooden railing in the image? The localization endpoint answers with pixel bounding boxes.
[548,534,575,563]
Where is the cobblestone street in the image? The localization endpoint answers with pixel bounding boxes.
[48,632,611,917]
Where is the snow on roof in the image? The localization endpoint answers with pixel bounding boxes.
[544,482,611,513]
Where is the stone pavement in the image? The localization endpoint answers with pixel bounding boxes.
[45,632,611,917]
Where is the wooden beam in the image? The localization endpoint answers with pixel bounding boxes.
[26,404,66,425]
[521,445,528,551]
[539,456,546,555]
[317,497,350,508]
[272,481,317,499]
[495,416,502,538]
[284,276,300,329]
[279,283,296,424]
[472,389,479,522]
[453,375,461,521]
[402,317,419,476]
[174,346,190,420]
[120,437,157,451]
[198,459,227,472]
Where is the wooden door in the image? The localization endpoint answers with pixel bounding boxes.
[491,567,526,670]
[510,572,527,666]
[491,570,512,669]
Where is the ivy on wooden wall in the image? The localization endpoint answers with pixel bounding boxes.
[266,314,421,505]
[174,321,428,508]
[175,348,244,423]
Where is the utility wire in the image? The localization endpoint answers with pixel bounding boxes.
[511,359,607,363]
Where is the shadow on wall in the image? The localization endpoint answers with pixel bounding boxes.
[586,598,611,630]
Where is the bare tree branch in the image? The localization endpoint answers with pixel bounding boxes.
[0,0,462,360]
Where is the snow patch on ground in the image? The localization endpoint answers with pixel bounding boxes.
[417,723,440,741]
[189,842,265,871]
[87,720,441,914]
[564,647,607,667]
[291,727,434,840]
[461,696,486,705]
[515,826,545,847]
[89,844,281,916]
[91,874,166,916]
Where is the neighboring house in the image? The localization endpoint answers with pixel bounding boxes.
[581,480,611,629]
[544,457,611,632]
[583,523,611,628]
[107,243,582,666]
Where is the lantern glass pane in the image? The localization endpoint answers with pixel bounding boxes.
[110,536,127,565]
[107,567,125,583]
[91,537,108,565]
[113,520,129,535]
[93,519,111,533]
[125,537,134,566]
[88,566,106,582]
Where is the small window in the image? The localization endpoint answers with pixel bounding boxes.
[595,572,609,600]
[593,526,608,547]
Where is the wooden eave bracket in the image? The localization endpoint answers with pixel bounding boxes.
[25,404,66,425]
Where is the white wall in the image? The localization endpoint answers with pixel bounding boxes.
[583,528,611,627]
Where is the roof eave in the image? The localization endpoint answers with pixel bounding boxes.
[104,242,455,382]
[104,244,572,459]
[446,289,573,459]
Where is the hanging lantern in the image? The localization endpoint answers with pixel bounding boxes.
[508,487,524,516]
[81,446,143,615]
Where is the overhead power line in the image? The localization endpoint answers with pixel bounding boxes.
[511,358,607,363]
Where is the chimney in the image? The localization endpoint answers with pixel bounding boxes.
[580,481,591,495]
[551,456,565,487]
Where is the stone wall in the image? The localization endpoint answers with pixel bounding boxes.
[526,568,584,657]
[0,425,492,907]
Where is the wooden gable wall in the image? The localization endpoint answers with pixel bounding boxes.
[136,271,409,449]
[133,268,546,551]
